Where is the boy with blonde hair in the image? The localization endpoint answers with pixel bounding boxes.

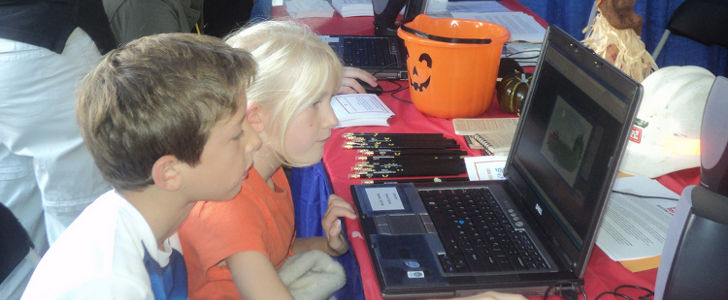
[21,33,261,299]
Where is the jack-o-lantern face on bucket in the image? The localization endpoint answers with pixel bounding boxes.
[409,53,432,92]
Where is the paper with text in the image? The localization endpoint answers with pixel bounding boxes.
[464,156,507,180]
[596,176,679,261]
[365,187,405,211]
[331,93,394,128]
[450,11,545,42]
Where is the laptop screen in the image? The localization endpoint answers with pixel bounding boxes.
[506,27,640,262]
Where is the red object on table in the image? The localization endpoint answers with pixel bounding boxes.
[275,2,701,298]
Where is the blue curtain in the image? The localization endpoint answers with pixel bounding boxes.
[518,0,728,76]
[287,162,364,300]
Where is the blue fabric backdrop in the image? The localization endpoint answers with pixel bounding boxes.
[287,162,364,300]
[518,0,727,76]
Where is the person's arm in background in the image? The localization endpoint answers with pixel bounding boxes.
[339,67,378,94]
[292,194,357,256]
[103,0,198,45]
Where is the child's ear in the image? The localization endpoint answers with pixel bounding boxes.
[151,155,182,191]
[246,102,266,133]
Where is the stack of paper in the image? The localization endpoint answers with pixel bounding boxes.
[450,11,546,43]
[331,94,394,128]
[285,0,334,18]
[446,1,510,13]
[453,117,519,156]
[504,42,542,67]
[595,176,680,272]
[331,0,374,17]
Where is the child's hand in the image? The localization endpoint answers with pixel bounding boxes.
[321,194,357,256]
[339,67,377,94]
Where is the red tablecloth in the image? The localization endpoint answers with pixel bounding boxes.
[274,2,701,298]
[322,92,699,300]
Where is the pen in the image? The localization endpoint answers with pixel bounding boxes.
[344,143,459,150]
[361,176,470,184]
[349,163,466,178]
[357,149,467,156]
[343,132,446,139]
[357,155,465,161]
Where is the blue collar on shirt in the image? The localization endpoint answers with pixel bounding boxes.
[142,245,188,300]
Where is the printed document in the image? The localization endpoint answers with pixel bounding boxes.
[464,156,507,180]
[450,11,546,42]
[596,176,679,261]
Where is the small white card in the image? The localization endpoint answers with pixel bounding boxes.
[365,187,405,211]
[464,156,507,180]
[331,93,394,128]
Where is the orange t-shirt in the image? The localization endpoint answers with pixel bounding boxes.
[178,167,295,300]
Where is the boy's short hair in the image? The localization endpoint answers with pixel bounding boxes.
[77,33,257,191]
[225,21,343,167]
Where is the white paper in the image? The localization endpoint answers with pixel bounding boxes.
[331,0,373,17]
[365,187,405,211]
[331,94,394,128]
[446,1,510,13]
[452,117,518,135]
[450,11,545,42]
[464,156,507,181]
[596,176,679,261]
[504,42,541,67]
[285,0,334,18]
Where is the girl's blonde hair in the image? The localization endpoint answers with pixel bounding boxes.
[225,20,343,166]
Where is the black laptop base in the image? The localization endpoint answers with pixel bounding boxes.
[352,181,583,298]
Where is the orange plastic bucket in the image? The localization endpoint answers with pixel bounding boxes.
[398,15,510,118]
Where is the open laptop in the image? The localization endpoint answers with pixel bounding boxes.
[320,0,430,80]
[350,25,643,298]
[321,34,409,80]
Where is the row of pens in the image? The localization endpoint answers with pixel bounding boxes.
[342,132,470,184]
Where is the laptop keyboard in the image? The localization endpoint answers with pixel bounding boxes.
[335,37,397,67]
[420,188,549,274]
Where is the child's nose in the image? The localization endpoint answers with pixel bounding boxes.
[322,102,339,129]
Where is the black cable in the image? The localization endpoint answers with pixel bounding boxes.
[543,282,587,300]
[610,190,679,201]
[614,285,654,300]
[381,79,404,93]
[505,49,541,61]
[594,291,633,300]
[390,86,412,103]
[543,284,558,300]
[593,284,654,300]
[367,63,412,103]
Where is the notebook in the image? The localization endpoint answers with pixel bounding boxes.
[453,118,519,155]
[321,34,409,80]
[350,25,643,298]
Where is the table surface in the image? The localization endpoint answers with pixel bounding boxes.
[273,2,701,299]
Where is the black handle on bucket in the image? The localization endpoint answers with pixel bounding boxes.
[400,24,492,44]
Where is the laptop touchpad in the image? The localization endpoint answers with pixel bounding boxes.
[387,215,427,234]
